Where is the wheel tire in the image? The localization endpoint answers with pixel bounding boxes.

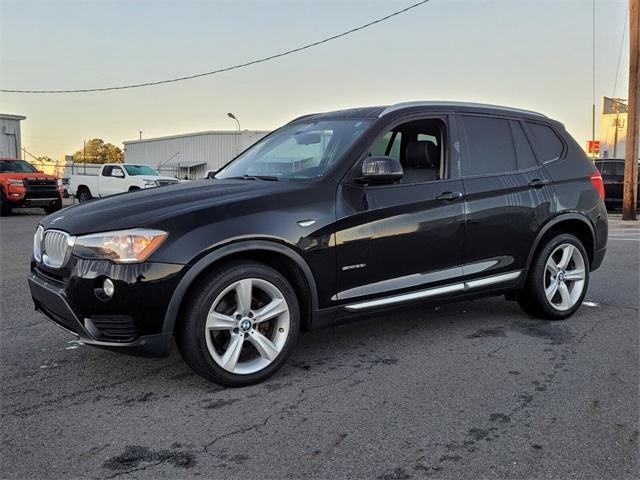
[45,199,62,215]
[176,260,300,387]
[0,193,12,216]
[518,233,590,320]
[77,188,92,202]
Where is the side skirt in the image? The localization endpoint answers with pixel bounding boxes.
[344,271,522,312]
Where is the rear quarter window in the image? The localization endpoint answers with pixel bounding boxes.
[525,122,564,162]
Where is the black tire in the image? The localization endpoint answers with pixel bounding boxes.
[129,186,140,191]
[0,192,12,216]
[518,233,590,320]
[176,260,300,387]
[44,199,62,215]
[77,187,92,202]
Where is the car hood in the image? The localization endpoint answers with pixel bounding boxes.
[40,179,302,235]
[1,172,57,181]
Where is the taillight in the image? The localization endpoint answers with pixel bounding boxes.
[590,171,605,199]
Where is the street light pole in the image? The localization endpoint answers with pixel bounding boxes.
[227,112,241,156]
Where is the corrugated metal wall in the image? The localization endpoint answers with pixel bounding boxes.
[0,114,25,159]
[123,130,270,177]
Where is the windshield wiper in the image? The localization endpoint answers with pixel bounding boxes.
[228,175,279,181]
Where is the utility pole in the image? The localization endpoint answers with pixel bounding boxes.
[623,0,639,220]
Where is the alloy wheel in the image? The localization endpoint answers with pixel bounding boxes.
[543,243,586,311]
[204,278,290,375]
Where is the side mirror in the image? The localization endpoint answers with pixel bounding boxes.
[359,156,403,185]
[113,171,125,178]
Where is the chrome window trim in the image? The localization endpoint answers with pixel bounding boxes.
[344,270,522,311]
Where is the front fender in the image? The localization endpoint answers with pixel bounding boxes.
[161,239,319,334]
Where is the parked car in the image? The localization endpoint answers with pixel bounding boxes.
[68,163,179,202]
[0,158,62,216]
[29,102,608,387]
[594,159,640,209]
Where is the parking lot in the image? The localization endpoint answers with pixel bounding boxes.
[1,206,638,480]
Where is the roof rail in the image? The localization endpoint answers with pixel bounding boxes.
[379,101,547,118]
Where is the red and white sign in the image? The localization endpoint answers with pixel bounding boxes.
[587,140,600,154]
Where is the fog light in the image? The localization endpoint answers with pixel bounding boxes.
[103,278,115,298]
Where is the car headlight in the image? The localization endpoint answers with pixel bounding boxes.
[33,225,44,262]
[143,180,158,187]
[8,179,24,186]
[72,229,168,263]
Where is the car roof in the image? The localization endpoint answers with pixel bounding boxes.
[298,101,548,122]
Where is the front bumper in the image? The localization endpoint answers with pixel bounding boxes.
[28,257,188,357]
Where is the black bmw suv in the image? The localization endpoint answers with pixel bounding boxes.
[29,102,608,386]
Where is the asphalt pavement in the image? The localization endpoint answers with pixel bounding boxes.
[1,205,638,480]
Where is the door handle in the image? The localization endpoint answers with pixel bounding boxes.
[436,191,463,201]
[528,178,550,188]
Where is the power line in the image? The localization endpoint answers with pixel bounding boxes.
[0,0,430,94]
[612,1,630,99]
[604,1,629,152]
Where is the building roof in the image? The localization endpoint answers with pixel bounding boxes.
[0,113,26,121]
[124,130,270,145]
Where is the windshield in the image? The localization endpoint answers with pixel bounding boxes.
[0,160,38,173]
[123,165,159,176]
[216,119,371,180]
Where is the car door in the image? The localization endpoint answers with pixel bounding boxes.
[459,114,554,286]
[334,115,466,311]
[100,165,126,197]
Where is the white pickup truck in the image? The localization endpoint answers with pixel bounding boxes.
[68,164,179,202]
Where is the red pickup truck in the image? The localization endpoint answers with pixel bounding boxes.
[0,158,63,216]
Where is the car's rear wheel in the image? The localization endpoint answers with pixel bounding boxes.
[176,260,300,387]
[518,233,589,320]
[77,187,92,202]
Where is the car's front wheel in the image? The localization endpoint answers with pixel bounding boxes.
[176,260,300,387]
[45,199,62,215]
[518,233,589,320]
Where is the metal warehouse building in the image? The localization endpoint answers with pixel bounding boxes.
[0,113,26,159]
[123,130,270,179]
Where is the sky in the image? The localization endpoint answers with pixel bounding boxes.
[0,0,630,161]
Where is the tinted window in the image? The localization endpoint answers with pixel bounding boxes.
[102,166,113,176]
[599,161,625,176]
[462,116,516,175]
[614,162,626,176]
[0,160,38,173]
[124,165,158,176]
[526,122,563,162]
[511,121,538,170]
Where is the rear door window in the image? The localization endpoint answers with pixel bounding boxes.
[462,115,517,176]
[525,122,564,162]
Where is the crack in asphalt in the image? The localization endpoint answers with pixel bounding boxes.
[1,361,183,419]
